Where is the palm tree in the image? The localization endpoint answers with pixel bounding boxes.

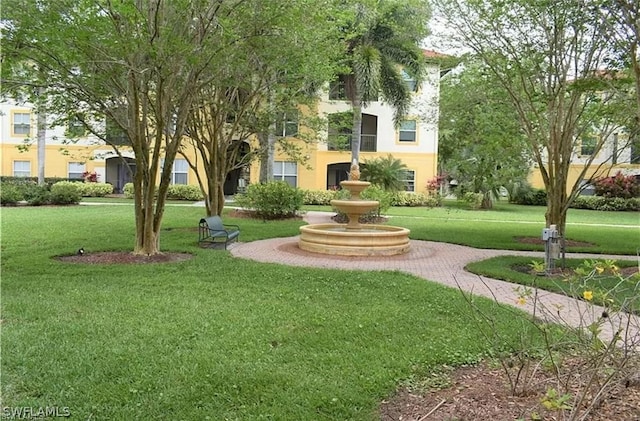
[361,154,409,191]
[340,0,430,164]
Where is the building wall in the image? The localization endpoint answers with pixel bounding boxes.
[265,63,442,193]
[529,163,640,194]
[528,130,640,193]
[1,60,443,194]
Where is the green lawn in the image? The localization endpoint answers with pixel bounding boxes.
[2,202,637,420]
[2,205,540,420]
[303,200,639,255]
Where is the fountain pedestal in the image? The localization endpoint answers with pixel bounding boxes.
[298,170,410,256]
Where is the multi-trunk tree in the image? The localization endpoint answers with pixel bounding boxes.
[434,0,635,235]
[2,0,244,255]
[180,0,341,216]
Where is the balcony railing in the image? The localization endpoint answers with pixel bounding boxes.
[327,134,377,152]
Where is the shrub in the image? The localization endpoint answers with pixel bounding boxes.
[360,184,392,215]
[23,184,51,206]
[570,196,639,211]
[235,181,303,219]
[78,182,113,197]
[302,189,339,205]
[462,191,484,209]
[123,183,134,198]
[0,183,24,205]
[594,171,640,199]
[509,185,547,206]
[361,155,409,192]
[50,181,82,205]
[332,185,393,222]
[391,191,441,207]
[166,184,204,201]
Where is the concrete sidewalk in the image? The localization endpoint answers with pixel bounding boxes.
[230,211,639,348]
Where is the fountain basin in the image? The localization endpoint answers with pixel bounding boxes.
[299,223,411,256]
[330,199,380,230]
[339,180,370,198]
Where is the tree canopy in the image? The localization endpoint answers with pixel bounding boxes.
[434,0,636,234]
[336,0,431,164]
[438,58,531,208]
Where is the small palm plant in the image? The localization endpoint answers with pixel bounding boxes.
[361,154,409,192]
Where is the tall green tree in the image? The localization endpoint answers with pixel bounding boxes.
[439,58,531,209]
[180,0,340,216]
[338,0,430,164]
[434,0,630,235]
[598,0,640,160]
[2,0,238,255]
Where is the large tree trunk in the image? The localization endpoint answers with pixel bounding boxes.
[133,171,161,255]
[258,131,276,183]
[481,192,493,209]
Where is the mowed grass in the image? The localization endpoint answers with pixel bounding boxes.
[305,200,639,254]
[2,205,542,420]
[466,256,640,313]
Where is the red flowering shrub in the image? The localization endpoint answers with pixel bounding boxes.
[426,174,447,196]
[594,171,640,199]
[82,171,99,183]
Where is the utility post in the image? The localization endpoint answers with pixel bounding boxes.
[542,224,560,274]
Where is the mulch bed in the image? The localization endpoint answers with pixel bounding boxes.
[56,251,192,264]
[380,360,640,421]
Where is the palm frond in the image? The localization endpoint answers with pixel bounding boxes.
[353,45,381,105]
[379,56,411,125]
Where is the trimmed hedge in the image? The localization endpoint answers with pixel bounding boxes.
[50,181,82,205]
[0,176,82,188]
[302,189,339,205]
[509,186,547,206]
[300,189,442,208]
[570,196,639,212]
[77,183,114,197]
[0,183,23,205]
[166,184,204,201]
[391,191,441,207]
[123,183,204,201]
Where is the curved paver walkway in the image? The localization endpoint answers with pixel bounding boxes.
[230,211,639,349]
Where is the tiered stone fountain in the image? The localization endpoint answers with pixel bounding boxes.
[299,161,410,256]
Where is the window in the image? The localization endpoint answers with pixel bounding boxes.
[327,112,353,151]
[67,115,86,137]
[106,113,129,145]
[403,170,415,192]
[172,159,188,185]
[276,111,298,137]
[399,120,417,142]
[13,112,31,136]
[580,134,597,156]
[329,75,349,100]
[402,70,418,92]
[68,162,86,180]
[13,160,31,177]
[274,161,297,187]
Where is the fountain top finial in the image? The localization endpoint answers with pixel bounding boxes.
[349,159,360,181]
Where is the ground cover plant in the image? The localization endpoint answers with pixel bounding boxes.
[2,205,541,420]
[466,256,640,313]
